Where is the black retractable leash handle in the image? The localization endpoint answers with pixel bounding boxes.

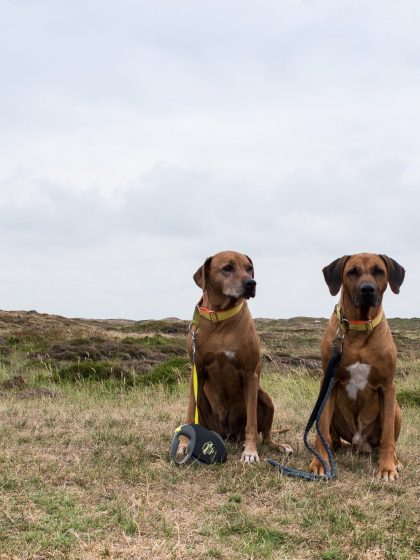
[267,336,344,481]
[170,423,227,465]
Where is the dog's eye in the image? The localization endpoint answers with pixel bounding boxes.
[247,265,254,273]
[372,266,385,276]
[347,267,360,277]
[223,264,234,272]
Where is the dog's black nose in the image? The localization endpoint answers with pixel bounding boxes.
[359,283,377,305]
[244,279,256,290]
[360,283,376,297]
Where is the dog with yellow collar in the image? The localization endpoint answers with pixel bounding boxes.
[176,251,292,464]
[310,253,405,480]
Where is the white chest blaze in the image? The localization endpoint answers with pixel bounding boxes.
[224,350,236,360]
[346,362,370,400]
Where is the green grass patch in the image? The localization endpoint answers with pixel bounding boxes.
[319,550,346,560]
[397,388,420,407]
[99,501,139,536]
[5,332,50,353]
[122,319,188,334]
[0,489,99,553]
[138,357,190,388]
[54,360,133,383]
[121,334,183,347]
[219,511,287,557]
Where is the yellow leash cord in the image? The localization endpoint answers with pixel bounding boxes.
[190,326,199,424]
[192,362,199,424]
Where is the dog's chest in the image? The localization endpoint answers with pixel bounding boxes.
[344,362,371,400]
[201,352,244,402]
[202,348,243,383]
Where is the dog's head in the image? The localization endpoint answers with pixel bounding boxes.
[193,251,256,300]
[322,253,405,308]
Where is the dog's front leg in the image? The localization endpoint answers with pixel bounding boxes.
[378,383,399,481]
[241,371,259,463]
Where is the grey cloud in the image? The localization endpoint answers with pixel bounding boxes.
[119,158,418,258]
[3,153,415,260]
[0,179,112,251]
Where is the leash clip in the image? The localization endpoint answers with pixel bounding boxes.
[339,318,349,331]
[208,311,219,324]
[191,329,197,357]
[332,328,345,354]
[189,304,200,336]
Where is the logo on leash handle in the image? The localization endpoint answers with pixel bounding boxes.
[202,441,216,456]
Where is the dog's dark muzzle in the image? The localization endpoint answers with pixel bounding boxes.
[355,283,378,307]
[244,278,256,299]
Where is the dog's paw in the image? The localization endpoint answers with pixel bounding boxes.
[263,437,293,454]
[279,444,293,454]
[176,435,189,459]
[377,462,399,481]
[241,450,259,464]
[309,458,327,476]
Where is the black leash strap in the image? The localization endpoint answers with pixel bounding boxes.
[267,337,343,481]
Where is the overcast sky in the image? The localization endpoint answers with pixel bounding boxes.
[1,0,419,319]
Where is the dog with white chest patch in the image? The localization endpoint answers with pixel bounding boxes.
[310,253,405,481]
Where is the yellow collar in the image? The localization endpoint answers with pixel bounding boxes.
[191,301,244,326]
[335,304,384,332]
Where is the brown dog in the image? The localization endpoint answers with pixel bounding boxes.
[310,253,405,480]
[178,251,291,463]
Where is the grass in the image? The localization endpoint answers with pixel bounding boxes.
[137,357,190,388]
[55,360,133,383]
[0,310,419,559]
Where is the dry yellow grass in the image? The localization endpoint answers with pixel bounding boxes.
[0,312,419,559]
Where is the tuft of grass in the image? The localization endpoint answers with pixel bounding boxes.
[138,357,190,388]
[54,360,133,383]
[319,550,346,560]
[218,511,287,558]
[206,549,223,559]
[397,388,420,407]
[0,488,101,553]
[100,501,139,536]
[122,319,188,334]
[121,334,184,348]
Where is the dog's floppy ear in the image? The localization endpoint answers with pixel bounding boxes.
[380,255,405,294]
[193,257,212,290]
[322,256,350,296]
[245,255,254,278]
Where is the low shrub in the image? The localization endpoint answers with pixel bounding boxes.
[138,357,190,388]
[55,361,133,384]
